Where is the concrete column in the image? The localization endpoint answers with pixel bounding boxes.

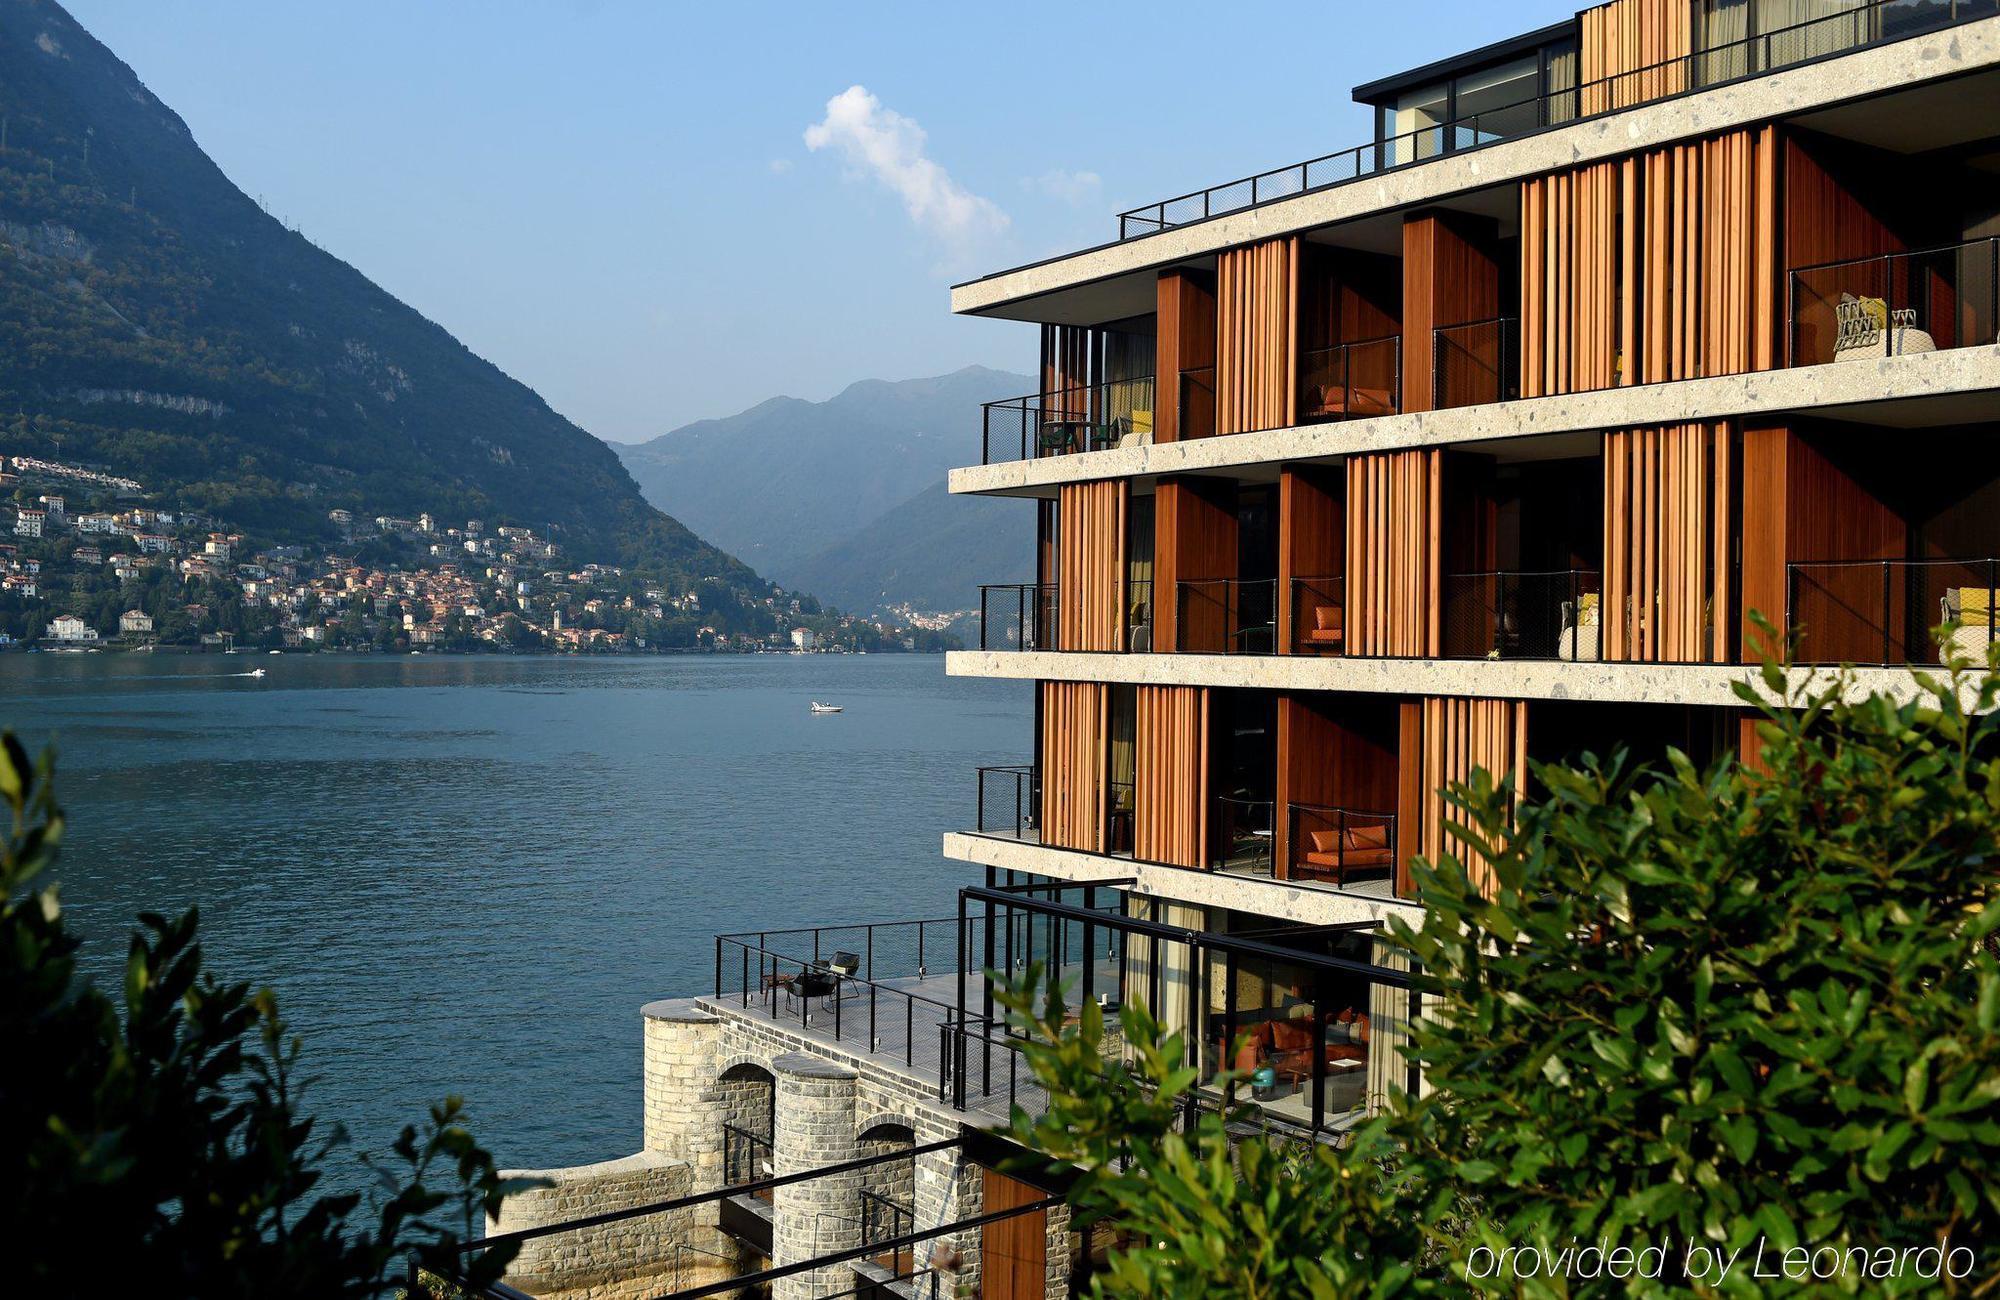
[771,1052,860,1300]
[642,999,723,1183]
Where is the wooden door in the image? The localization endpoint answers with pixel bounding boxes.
[981,1168,1047,1300]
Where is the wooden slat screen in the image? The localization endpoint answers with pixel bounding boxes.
[1579,0,1690,113]
[1215,237,1298,435]
[1521,161,1625,397]
[1344,450,1441,657]
[1040,681,1107,852]
[1603,421,1733,663]
[1134,685,1209,868]
[1521,127,1779,397]
[1055,480,1128,652]
[1418,696,1528,899]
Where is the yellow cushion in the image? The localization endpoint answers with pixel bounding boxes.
[1129,409,1153,434]
[1860,296,1889,331]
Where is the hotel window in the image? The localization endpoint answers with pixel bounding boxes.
[1696,0,1878,85]
[1380,82,1449,167]
[1456,54,1540,144]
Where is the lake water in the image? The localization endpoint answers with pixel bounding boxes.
[0,652,1029,1188]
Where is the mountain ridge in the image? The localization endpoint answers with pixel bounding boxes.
[0,0,770,604]
[616,364,1034,608]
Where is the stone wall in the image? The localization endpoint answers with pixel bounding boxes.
[488,1151,698,1300]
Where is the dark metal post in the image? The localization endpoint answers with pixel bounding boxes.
[1883,560,1893,666]
[976,766,985,833]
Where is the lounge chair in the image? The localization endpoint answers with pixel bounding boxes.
[1559,592,1600,661]
[1834,294,1936,361]
[1299,601,1344,652]
[1941,587,1998,663]
[1299,823,1393,886]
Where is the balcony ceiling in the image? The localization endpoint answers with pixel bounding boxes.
[1790,65,2000,154]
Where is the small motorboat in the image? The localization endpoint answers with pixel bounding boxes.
[810,701,843,714]
[248,668,268,678]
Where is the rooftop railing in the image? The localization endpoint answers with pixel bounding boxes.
[1113,0,1992,241]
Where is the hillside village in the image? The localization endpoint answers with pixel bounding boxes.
[0,454,948,654]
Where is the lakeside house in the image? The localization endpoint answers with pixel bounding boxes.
[469,5,2000,1298]
[44,615,98,644]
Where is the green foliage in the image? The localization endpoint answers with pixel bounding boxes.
[1003,641,2000,1296]
[0,735,530,1294]
[996,976,1434,1300]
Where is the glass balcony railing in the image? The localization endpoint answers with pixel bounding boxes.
[1788,236,2000,368]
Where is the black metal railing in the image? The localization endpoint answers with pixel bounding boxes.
[1176,577,1277,654]
[1788,235,2000,367]
[1179,365,1217,441]
[975,764,1039,839]
[977,583,1056,651]
[1440,569,1602,661]
[721,1122,774,1196]
[1105,778,1136,856]
[1787,557,2000,666]
[859,1190,916,1277]
[1297,336,1401,424]
[1114,0,1992,240]
[1288,805,1398,893]
[979,376,1156,464]
[1434,317,1519,408]
[1213,795,1275,876]
[1290,576,1346,655]
[713,929,968,1079]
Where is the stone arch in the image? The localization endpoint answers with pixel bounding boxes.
[856,1119,919,1259]
[717,1060,776,1185]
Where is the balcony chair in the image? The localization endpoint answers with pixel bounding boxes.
[1300,601,1344,652]
[1115,409,1155,450]
[1559,592,1600,661]
[1299,383,1396,422]
[1941,587,1998,663]
[1834,294,1935,361]
[1299,823,1393,886]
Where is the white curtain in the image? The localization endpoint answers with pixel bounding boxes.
[1365,938,1423,1111]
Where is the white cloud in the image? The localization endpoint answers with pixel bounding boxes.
[804,85,1007,244]
[768,158,793,175]
[1024,168,1102,205]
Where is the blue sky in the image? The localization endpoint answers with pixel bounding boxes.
[63,1,1562,442]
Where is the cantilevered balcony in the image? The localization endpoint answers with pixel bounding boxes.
[1287,805,1400,897]
[1297,336,1401,424]
[1432,317,1519,409]
[974,581,1152,653]
[1439,569,1603,662]
[1788,237,2000,368]
[1176,578,1277,655]
[1787,557,2000,666]
[978,376,1155,465]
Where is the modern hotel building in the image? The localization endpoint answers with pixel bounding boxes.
[476,4,2000,1298]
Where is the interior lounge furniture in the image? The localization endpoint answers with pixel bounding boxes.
[1299,600,1344,652]
[1219,1004,1371,1115]
[1834,293,1937,361]
[1942,587,1999,663]
[1298,822,1394,887]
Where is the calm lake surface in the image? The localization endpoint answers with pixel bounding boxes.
[0,652,1029,1188]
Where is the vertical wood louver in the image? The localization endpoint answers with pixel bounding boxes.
[1344,450,1441,657]
[1134,685,1209,868]
[1520,126,1779,397]
[1039,681,1108,852]
[1215,238,1298,435]
[1602,422,1734,663]
[1054,481,1128,652]
[1417,696,1527,899]
[1579,0,1690,112]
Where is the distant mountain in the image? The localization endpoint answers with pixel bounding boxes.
[0,1,760,596]
[615,366,1033,608]
[786,481,1034,614]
